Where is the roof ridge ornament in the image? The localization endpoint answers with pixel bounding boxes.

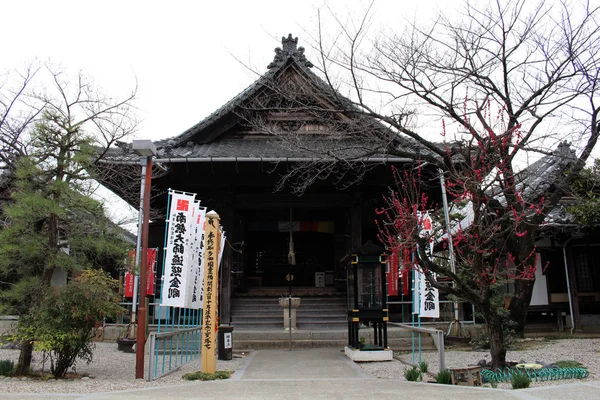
[268,33,313,69]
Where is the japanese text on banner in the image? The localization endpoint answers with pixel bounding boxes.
[160,192,195,308]
[417,212,439,318]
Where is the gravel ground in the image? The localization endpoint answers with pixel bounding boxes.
[0,338,598,393]
[358,338,600,389]
[0,342,245,394]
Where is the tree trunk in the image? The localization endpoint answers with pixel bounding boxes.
[15,340,33,376]
[486,315,507,370]
[510,278,535,337]
[52,353,74,379]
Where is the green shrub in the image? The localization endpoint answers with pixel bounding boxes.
[435,369,452,384]
[0,360,14,376]
[555,360,585,369]
[182,370,231,381]
[26,270,125,379]
[404,366,422,382]
[511,372,530,389]
[418,360,429,373]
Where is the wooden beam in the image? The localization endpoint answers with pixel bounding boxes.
[234,193,353,209]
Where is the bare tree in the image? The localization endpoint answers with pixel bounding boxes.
[0,63,45,171]
[0,65,140,375]
[242,0,599,368]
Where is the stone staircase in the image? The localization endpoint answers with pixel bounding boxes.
[229,295,436,351]
[230,296,347,330]
[229,326,436,351]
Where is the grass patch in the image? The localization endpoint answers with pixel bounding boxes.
[182,370,231,381]
[418,360,429,373]
[0,360,14,376]
[511,372,531,389]
[555,360,586,369]
[404,366,423,382]
[435,369,452,384]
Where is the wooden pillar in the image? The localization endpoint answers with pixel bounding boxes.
[220,244,233,325]
[219,204,235,326]
[566,247,581,331]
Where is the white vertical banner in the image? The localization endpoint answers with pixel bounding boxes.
[183,204,198,308]
[218,229,226,270]
[161,191,196,308]
[418,270,439,318]
[190,204,206,309]
[417,211,439,318]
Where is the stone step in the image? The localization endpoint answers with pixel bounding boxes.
[232,301,347,308]
[232,302,347,308]
[229,328,420,340]
[232,338,434,351]
[230,329,436,351]
[232,310,345,317]
[242,287,341,297]
[231,296,348,331]
[231,308,346,314]
[232,316,283,322]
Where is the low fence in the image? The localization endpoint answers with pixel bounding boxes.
[107,301,202,381]
[389,322,446,371]
[147,326,202,381]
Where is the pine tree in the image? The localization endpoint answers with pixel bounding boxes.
[0,68,137,375]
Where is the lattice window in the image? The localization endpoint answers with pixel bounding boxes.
[573,250,595,292]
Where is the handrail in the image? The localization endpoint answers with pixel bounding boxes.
[389,322,445,371]
[147,326,202,381]
[150,326,200,339]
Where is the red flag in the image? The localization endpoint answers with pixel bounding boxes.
[402,268,410,296]
[124,249,156,297]
[146,248,157,296]
[124,272,134,298]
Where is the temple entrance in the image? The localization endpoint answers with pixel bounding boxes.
[245,230,335,287]
[233,207,348,293]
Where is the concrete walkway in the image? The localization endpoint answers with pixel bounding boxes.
[2,348,600,399]
[234,348,370,380]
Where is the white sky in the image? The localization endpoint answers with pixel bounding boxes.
[2,0,459,229]
[2,0,457,143]
[3,0,592,229]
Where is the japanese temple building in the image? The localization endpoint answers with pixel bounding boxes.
[99,34,429,329]
[98,34,600,334]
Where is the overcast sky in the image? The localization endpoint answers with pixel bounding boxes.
[6,0,585,228]
[3,0,458,143]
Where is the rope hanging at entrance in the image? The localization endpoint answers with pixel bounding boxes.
[288,208,296,266]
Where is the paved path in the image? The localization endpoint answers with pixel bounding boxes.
[2,348,600,399]
[234,348,370,380]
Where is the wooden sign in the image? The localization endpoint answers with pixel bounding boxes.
[201,211,220,374]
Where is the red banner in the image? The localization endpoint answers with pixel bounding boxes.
[123,249,157,297]
[146,248,157,296]
[387,250,399,296]
[124,272,134,298]
[124,250,136,298]
[402,268,410,296]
